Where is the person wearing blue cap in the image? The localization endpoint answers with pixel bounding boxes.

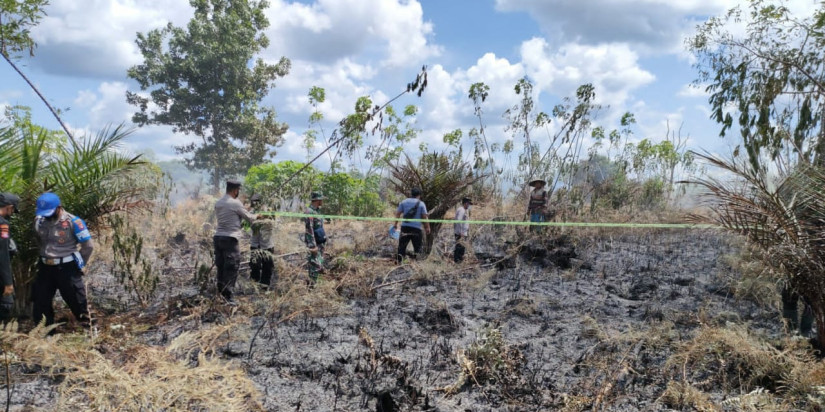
[0,193,20,320]
[32,192,94,327]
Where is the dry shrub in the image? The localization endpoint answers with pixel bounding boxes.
[667,325,797,392]
[658,381,718,411]
[3,322,263,411]
[268,265,346,318]
[410,256,454,284]
[717,241,780,310]
[441,327,526,398]
[167,320,249,358]
[720,387,785,411]
[664,324,825,409]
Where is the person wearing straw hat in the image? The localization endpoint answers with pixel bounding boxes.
[0,193,20,320]
[527,178,549,232]
[214,179,257,303]
[32,192,94,327]
[304,191,327,282]
[453,197,472,263]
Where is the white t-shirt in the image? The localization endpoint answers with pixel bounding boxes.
[454,206,469,236]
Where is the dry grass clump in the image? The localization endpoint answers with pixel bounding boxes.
[441,327,526,398]
[167,320,249,358]
[664,324,825,409]
[717,242,780,310]
[579,315,606,341]
[3,321,263,411]
[657,381,718,411]
[667,325,797,392]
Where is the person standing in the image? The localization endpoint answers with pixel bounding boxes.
[214,179,257,303]
[32,192,94,327]
[394,188,430,263]
[0,193,20,320]
[304,192,326,282]
[453,197,472,263]
[249,194,276,290]
[527,179,549,232]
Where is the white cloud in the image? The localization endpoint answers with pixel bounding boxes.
[496,0,822,57]
[495,0,738,54]
[276,58,381,121]
[30,0,193,78]
[677,83,709,98]
[519,38,655,107]
[264,0,441,67]
[71,82,195,159]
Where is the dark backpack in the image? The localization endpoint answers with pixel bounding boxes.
[403,200,421,220]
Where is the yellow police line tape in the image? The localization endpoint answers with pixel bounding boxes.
[256,211,718,229]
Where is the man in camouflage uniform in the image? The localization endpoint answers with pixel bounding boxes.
[304,192,326,282]
[0,193,20,320]
[249,194,276,290]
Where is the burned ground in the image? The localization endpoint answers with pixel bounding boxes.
[2,224,797,411]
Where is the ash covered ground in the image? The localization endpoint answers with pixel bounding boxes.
[6,227,780,411]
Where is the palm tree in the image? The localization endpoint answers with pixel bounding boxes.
[388,152,482,254]
[689,152,825,349]
[0,120,158,315]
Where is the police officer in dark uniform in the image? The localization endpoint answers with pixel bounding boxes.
[0,193,20,320]
[32,192,94,327]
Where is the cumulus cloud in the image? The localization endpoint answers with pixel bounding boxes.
[519,38,655,107]
[264,0,441,67]
[496,0,821,56]
[30,0,193,78]
[15,0,724,167]
[71,82,195,159]
[494,0,739,54]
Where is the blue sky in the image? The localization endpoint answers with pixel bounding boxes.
[1,0,818,171]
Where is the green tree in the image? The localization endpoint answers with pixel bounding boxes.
[245,161,382,216]
[245,160,320,209]
[0,0,78,146]
[364,104,419,177]
[630,124,694,200]
[468,82,501,201]
[277,67,428,189]
[0,113,159,315]
[689,0,825,169]
[504,77,550,183]
[127,0,290,189]
[302,86,330,165]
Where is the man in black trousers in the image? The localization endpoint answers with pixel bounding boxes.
[214,180,257,303]
[393,188,430,263]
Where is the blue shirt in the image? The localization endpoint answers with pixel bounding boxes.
[397,198,428,230]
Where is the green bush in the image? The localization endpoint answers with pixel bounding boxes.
[591,169,634,211]
[245,161,384,216]
[638,177,665,209]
